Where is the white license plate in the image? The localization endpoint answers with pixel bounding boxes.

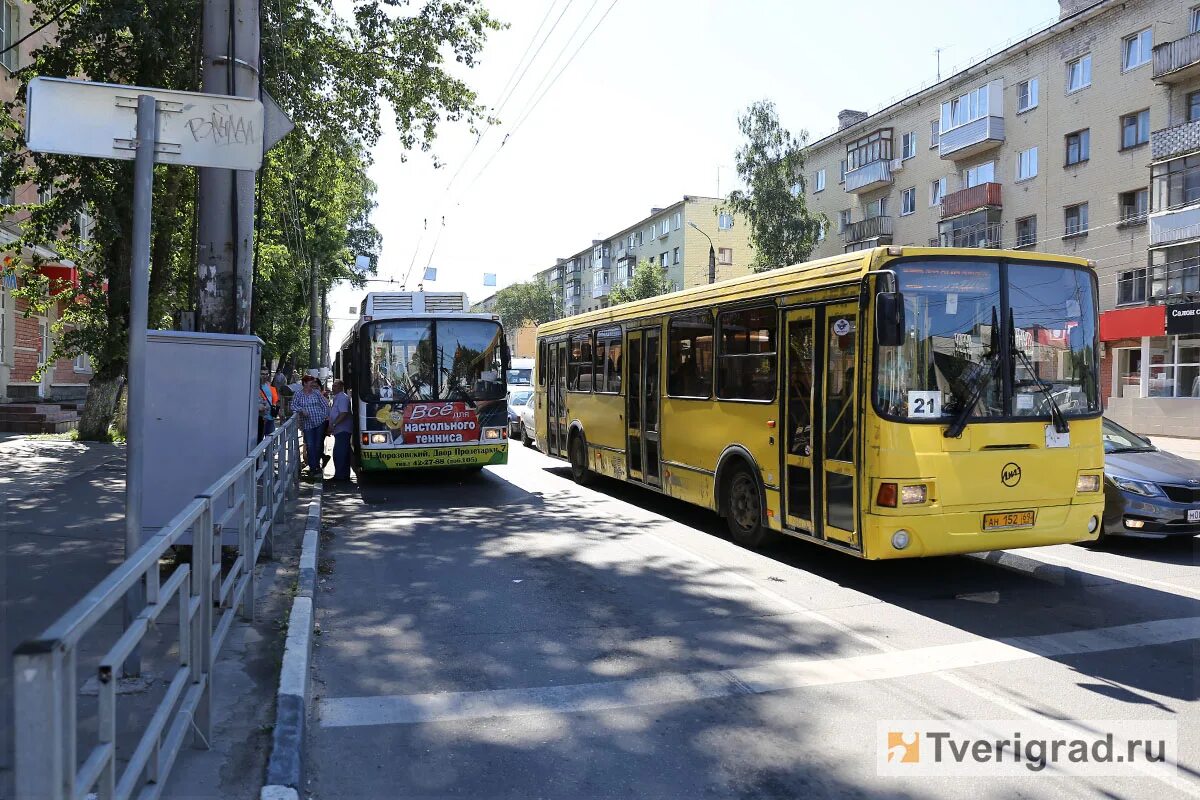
[1188,509,1200,523]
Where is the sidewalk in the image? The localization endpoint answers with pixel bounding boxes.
[1149,436,1200,462]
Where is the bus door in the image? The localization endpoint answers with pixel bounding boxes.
[625,327,662,486]
[547,340,569,458]
[820,303,860,549]
[783,308,817,534]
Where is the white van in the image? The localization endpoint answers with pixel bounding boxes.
[506,357,534,401]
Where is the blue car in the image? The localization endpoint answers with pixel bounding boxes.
[1102,417,1200,539]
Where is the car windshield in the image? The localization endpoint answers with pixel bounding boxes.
[506,368,533,385]
[366,319,506,403]
[875,259,1099,422]
[1102,418,1156,454]
[510,390,533,406]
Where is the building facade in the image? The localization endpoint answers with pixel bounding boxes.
[801,0,1200,436]
[535,195,754,318]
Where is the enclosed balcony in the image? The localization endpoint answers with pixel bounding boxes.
[1153,30,1200,84]
[1151,119,1200,162]
[940,182,1002,219]
[1150,154,1200,246]
[842,216,893,252]
[939,116,1005,160]
[844,159,893,194]
[592,272,611,299]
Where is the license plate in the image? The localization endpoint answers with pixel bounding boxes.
[983,510,1036,530]
[1189,509,1200,523]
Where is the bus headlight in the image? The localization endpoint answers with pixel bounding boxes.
[901,484,928,505]
[891,530,911,550]
[483,427,506,440]
[370,433,388,444]
[1076,474,1101,493]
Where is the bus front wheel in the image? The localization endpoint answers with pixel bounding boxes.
[568,433,593,486]
[724,464,768,548]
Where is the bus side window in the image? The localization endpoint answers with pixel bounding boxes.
[538,339,547,386]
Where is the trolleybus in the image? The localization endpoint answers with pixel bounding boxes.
[532,246,1105,559]
[335,291,510,472]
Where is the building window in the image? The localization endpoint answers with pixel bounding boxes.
[816,223,825,242]
[1067,54,1092,92]
[667,312,714,398]
[930,119,940,147]
[1117,268,1147,305]
[790,181,802,198]
[672,211,681,231]
[929,177,946,206]
[1121,109,1150,149]
[38,184,53,205]
[839,159,847,183]
[845,128,893,171]
[1150,244,1200,300]
[1152,153,1200,210]
[1122,28,1152,71]
[1017,78,1038,112]
[1119,188,1149,224]
[1065,129,1090,166]
[1189,90,1200,123]
[38,318,49,365]
[814,169,826,192]
[1016,147,1038,181]
[938,208,1001,247]
[962,161,995,188]
[940,83,990,133]
[717,247,732,265]
[1192,6,1200,33]
[864,197,887,218]
[659,252,667,267]
[0,2,17,72]
[1016,215,1037,248]
[1141,335,1200,397]
[74,353,92,373]
[1064,203,1089,238]
[672,247,680,265]
[659,221,669,239]
[900,187,916,216]
[901,131,916,159]
[838,208,852,232]
[717,306,776,402]
[717,213,733,230]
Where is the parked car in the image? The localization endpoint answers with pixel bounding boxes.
[507,389,534,441]
[1101,417,1200,539]
[518,397,536,448]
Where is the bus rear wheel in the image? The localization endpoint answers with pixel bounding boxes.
[568,434,593,486]
[725,464,768,548]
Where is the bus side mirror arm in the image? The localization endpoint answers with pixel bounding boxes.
[501,338,512,372]
[876,292,906,347]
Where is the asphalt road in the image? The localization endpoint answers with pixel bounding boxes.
[308,443,1200,800]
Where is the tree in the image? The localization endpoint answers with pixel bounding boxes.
[1,0,500,439]
[724,100,825,273]
[493,279,558,333]
[609,259,670,305]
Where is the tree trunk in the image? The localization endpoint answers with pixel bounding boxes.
[77,369,125,441]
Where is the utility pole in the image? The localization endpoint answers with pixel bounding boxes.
[319,286,328,371]
[196,0,260,333]
[309,263,319,373]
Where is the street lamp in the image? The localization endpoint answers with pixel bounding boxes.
[688,221,717,284]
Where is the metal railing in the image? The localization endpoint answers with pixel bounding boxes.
[1153,30,1200,81]
[12,416,301,800]
[843,215,893,243]
[941,182,1002,219]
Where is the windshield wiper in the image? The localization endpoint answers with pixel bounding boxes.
[944,306,1002,439]
[1012,345,1069,434]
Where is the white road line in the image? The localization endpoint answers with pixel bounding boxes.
[995,548,1200,601]
[320,615,1200,728]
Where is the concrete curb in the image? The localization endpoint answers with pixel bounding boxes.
[261,483,322,800]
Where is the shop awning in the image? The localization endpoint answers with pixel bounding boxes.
[1100,305,1165,341]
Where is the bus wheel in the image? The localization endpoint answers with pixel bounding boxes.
[725,465,768,548]
[569,434,593,486]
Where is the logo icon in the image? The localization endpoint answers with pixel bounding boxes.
[887,731,920,763]
[833,318,852,336]
[1001,462,1022,487]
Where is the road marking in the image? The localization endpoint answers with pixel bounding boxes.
[319,615,1200,728]
[982,548,1200,601]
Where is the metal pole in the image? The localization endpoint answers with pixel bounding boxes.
[320,285,328,371]
[308,263,319,373]
[123,94,157,677]
[196,0,234,332]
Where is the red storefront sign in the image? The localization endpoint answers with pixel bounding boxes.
[401,402,480,445]
[1099,305,1165,342]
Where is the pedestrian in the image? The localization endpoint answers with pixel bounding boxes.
[329,379,353,481]
[257,366,280,442]
[287,370,304,397]
[292,375,330,476]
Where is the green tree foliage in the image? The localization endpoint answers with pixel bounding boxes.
[493,279,559,333]
[724,100,825,273]
[609,259,670,305]
[0,0,500,439]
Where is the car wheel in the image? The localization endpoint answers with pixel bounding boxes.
[724,463,769,548]
[523,428,535,448]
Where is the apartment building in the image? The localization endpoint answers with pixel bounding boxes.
[0,0,92,404]
[536,195,753,318]
[802,0,1200,436]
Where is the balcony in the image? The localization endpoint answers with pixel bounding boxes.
[1150,204,1200,247]
[938,220,1002,249]
[549,268,562,282]
[1151,119,1200,162]
[1153,30,1200,84]
[842,216,893,248]
[940,182,1002,219]
[844,159,892,194]
[938,116,1005,160]
[592,273,611,299]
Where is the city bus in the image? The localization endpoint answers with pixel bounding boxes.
[532,246,1104,559]
[335,291,510,472]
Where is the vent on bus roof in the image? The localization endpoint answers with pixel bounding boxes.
[424,293,470,312]
[371,294,414,312]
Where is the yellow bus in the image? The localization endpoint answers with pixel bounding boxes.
[532,246,1105,559]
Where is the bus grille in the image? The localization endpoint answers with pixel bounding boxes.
[371,295,414,312]
[424,294,470,312]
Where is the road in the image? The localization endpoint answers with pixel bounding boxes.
[308,443,1200,799]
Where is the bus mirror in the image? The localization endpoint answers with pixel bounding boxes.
[500,338,512,372]
[876,292,906,347]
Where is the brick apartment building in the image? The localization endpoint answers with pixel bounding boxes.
[801,0,1200,436]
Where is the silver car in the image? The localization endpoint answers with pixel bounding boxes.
[1102,418,1200,539]
[507,389,534,442]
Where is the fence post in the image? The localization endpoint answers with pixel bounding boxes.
[190,499,213,749]
[13,642,67,800]
[239,462,256,622]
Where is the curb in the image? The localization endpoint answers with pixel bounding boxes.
[261,483,322,800]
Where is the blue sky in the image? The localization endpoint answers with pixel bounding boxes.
[329,0,1059,342]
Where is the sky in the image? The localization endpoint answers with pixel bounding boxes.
[328,0,1061,349]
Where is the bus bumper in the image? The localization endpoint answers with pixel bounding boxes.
[359,443,509,471]
[861,499,1105,559]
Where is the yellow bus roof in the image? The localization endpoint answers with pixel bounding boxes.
[535,246,1093,337]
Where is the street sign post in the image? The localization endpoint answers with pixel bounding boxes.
[26,77,268,675]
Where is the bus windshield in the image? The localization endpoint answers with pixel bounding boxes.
[366,319,506,403]
[875,259,1099,422]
